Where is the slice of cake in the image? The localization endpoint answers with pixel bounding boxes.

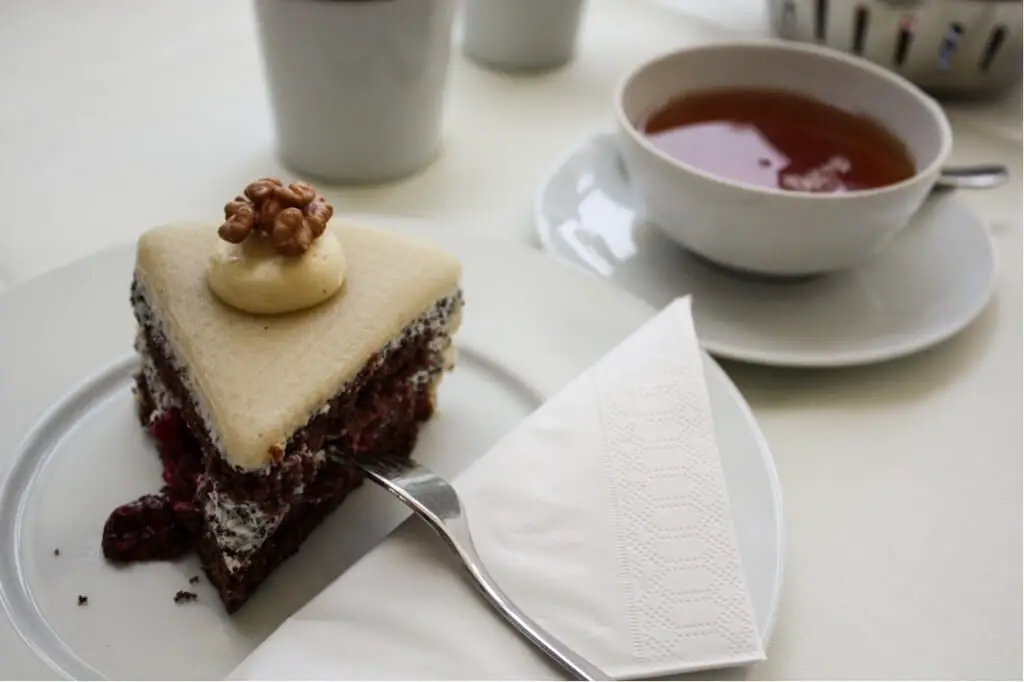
[102,179,463,612]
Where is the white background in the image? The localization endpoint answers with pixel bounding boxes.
[0,0,1020,678]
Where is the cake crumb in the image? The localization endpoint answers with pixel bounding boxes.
[189,575,200,585]
[53,548,60,556]
[174,590,198,604]
[77,595,88,606]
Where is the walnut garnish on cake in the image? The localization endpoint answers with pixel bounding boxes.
[219,178,334,257]
[207,179,348,315]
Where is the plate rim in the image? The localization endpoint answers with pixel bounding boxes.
[0,217,784,677]
[534,131,999,368]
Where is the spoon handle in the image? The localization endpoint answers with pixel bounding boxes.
[935,165,1009,191]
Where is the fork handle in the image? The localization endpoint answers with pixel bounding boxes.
[447,531,612,681]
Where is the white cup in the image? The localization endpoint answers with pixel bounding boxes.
[461,0,586,72]
[254,0,456,184]
[615,41,953,277]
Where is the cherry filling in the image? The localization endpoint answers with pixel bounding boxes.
[152,410,202,501]
[102,410,203,563]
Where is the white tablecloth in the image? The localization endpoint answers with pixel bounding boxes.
[0,0,1020,678]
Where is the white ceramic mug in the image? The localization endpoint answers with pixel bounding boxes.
[461,0,586,72]
[615,41,953,277]
[254,0,456,184]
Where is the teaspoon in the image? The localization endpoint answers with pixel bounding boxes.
[934,164,1009,191]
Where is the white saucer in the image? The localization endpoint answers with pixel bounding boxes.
[535,133,998,368]
[0,217,782,679]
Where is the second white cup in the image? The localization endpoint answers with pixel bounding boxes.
[461,0,586,72]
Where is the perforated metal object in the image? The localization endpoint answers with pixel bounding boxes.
[768,0,1022,95]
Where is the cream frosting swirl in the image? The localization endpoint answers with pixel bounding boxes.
[207,230,346,315]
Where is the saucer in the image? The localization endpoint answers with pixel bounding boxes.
[535,133,997,368]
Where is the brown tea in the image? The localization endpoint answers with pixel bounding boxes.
[640,88,916,193]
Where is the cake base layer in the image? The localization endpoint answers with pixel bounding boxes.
[195,415,422,613]
[136,370,425,612]
[103,279,462,613]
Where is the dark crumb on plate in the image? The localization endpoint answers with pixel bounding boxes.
[189,575,200,585]
[174,590,198,604]
[54,548,60,556]
[77,595,88,606]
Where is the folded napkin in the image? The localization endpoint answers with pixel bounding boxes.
[230,298,764,680]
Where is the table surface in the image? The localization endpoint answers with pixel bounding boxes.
[0,0,1020,679]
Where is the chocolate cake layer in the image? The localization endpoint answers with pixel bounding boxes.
[119,277,463,612]
[138,367,428,611]
[194,408,424,612]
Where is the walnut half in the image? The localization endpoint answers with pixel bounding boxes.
[217,178,334,256]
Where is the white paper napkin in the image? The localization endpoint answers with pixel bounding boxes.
[230,297,764,680]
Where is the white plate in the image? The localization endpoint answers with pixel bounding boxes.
[535,133,998,368]
[0,217,783,680]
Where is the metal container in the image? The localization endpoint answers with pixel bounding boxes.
[767,0,1022,96]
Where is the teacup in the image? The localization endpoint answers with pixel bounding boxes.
[615,41,953,277]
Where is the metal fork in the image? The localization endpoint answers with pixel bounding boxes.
[352,455,611,681]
